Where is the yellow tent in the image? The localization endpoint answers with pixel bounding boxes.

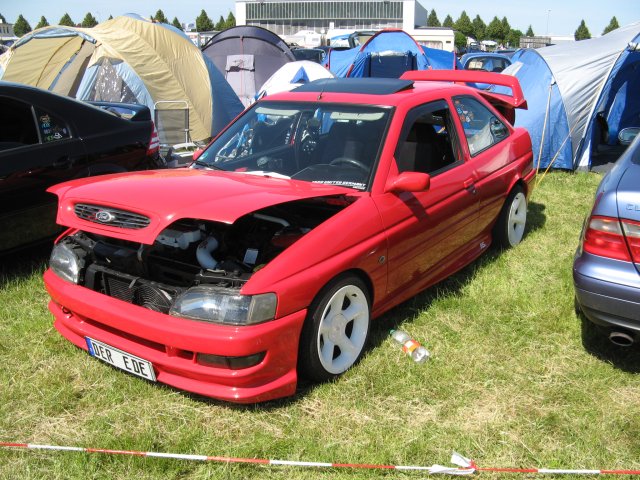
[0,16,243,143]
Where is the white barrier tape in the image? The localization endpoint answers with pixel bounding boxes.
[3,443,639,475]
[0,442,472,474]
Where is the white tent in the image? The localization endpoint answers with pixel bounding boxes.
[256,60,334,99]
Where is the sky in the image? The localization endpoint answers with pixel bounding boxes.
[1,0,637,37]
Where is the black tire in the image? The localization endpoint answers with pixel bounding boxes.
[493,185,527,248]
[298,274,371,382]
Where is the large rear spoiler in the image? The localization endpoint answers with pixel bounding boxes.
[400,70,527,110]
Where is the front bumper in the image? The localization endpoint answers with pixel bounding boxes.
[573,251,640,333]
[44,269,306,403]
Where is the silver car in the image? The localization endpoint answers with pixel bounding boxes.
[574,132,640,347]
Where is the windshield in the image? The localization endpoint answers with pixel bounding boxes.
[194,101,391,191]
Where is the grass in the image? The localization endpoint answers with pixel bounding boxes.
[2,171,640,479]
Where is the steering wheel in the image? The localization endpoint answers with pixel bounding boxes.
[329,157,369,173]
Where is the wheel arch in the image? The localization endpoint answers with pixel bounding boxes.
[316,268,375,307]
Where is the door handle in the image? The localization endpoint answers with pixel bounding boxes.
[463,178,477,195]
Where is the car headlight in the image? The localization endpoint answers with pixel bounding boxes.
[169,286,277,326]
[50,242,82,284]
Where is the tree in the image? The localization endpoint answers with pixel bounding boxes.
[196,9,214,32]
[486,16,503,42]
[455,11,474,38]
[172,17,183,31]
[500,17,511,44]
[108,15,113,20]
[35,16,49,29]
[506,29,523,48]
[574,19,591,41]
[603,16,619,35]
[526,25,534,37]
[454,31,467,51]
[427,9,440,27]
[472,15,486,41]
[214,15,225,31]
[442,15,454,28]
[13,14,32,37]
[225,11,236,29]
[153,9,168,24]
[58,13,75,27]
[81,13,98,28]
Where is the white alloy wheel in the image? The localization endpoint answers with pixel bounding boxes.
[507,191,527,246]
[494,185,527,248]
[299,275,371,382]
[316,284,369,374]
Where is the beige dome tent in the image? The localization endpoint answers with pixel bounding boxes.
[0,15,243,143]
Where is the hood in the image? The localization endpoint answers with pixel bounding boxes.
[49,168,355,244]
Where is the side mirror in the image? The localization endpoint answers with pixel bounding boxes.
[192,148,204,161]
[618,127,640,146]
[385,171,430,193]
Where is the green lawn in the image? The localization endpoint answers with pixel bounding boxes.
[2,171,639,479]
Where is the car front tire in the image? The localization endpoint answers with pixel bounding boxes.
[298,274,371,382]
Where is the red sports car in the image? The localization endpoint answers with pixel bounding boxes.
[45,71,534,403]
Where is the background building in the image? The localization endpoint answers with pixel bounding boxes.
[0,14,16,48]
[520,35,575,48]
[234,0,457,50]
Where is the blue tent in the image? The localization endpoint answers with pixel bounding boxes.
[324,30,459,78]
[498,22,640,170]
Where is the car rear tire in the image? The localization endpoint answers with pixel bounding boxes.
[494,185,527,248]
[298,274,370,382]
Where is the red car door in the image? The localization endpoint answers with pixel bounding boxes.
[373,100,482,305]
[451,94,520,233]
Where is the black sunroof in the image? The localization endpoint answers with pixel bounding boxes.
[293,78,414,95]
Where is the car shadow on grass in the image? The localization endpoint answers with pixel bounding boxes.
[0,242,52,289]
[580,318,640,374]
[368,198,547,351]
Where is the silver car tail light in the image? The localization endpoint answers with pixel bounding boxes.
[622,219,640,264]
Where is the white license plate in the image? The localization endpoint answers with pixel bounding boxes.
[85,337,156,382]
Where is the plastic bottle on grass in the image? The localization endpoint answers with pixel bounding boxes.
[390,329,430,363]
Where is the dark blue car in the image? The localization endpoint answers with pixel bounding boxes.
[574,133,640,346]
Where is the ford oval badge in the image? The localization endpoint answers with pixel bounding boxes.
[95,210,116,223]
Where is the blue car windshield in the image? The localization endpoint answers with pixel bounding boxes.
[194,101,391,191]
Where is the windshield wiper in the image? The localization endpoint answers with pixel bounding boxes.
[193,160,222,170]
[241,170,291,179]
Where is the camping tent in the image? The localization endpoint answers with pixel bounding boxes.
[202,25,296,107]
[256,60,334,99]
[0,15,244,144]
[324,30,459,78]
[499,22,640,170]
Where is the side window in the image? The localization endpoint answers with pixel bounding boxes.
[0,97,39,150]
[395,100,460,176]
[454,95,509,156]
[34,107,71,143]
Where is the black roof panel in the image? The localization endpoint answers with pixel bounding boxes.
[293,78,414,95]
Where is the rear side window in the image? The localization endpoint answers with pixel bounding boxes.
[0,97,39,149]
[454,95,509,156]
[35,107,71,143]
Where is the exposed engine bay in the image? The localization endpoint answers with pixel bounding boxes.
[58,196,351,313]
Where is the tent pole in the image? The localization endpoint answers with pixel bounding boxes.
[535,81,554,180]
